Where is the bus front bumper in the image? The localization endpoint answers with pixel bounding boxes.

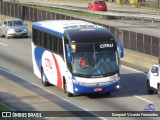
[73,81,120,95]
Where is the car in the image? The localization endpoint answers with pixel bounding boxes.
[147,64,160,98]
[88,0,107,11]
[0,19,29,39]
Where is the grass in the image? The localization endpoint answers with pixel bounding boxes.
[23,4,106,19]
[0,102,10,111]
[21,2,160,21]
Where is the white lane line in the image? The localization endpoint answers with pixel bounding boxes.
[121,65,153,104]
[121,65,147,75]
[0,42,8,47]
[0,67,107,120]
[134,96,153,104]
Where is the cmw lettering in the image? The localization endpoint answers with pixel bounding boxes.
[100,43,113,48]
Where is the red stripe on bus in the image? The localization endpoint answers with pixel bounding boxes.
[51,53,62,88]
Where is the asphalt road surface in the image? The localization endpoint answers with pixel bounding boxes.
[0,36,160,120]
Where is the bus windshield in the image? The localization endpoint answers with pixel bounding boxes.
[71,43,119,77]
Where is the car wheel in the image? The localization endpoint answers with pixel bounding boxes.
[25,35,29,38]
[158,84,160,98]
[64,80,73,97]
[41,69,50,86]
[1,35,4,38]
[147,80,153,94]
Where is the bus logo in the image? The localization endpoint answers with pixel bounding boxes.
[100,43,113,48]
[45,58,52,69]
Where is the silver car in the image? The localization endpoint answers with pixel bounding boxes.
[0,19,29,39]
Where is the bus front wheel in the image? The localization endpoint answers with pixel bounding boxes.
[64,80,73,97]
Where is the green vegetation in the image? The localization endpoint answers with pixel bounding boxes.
[23,4,106,19]
[0,102,10,111]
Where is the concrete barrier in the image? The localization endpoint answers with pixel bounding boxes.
[0,14,159,70]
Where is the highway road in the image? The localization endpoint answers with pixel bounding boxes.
[0,36,160,120]
[55,2,160,28]
[19,0,160,37]
[22,0,160,15]
[53,2,160,15]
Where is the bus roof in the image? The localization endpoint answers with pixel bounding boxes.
[32,20,97,37]
[64,27,115,44]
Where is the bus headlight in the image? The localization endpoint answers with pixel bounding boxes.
[73,80,78,84]
[116,85,120,89]
[73,80,86,86]
[79,81,86,86]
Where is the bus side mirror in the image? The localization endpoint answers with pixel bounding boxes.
[66,44,72,63]
[117,42,124,58]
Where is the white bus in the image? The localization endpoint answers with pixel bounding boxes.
[32,20,123,97]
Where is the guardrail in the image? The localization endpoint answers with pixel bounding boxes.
[21,1,160,23]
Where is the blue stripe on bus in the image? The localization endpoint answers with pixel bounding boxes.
[34,46,45,72]
[32,24,64,37]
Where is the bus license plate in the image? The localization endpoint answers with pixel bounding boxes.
[94,88,102,92]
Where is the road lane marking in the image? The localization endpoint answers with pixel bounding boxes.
[0,67,107,120]
[0,65,154,114]
[134,96,153,104]
[121,65,147,75]
[121,65,154,104]
[0,42,8,47]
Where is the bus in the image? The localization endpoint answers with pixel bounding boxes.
[32,20,123,97]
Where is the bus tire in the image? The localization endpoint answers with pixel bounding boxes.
[64,80,73,97]
[41,69,50,86]
[158,84,160,98]
[147,80,153,94]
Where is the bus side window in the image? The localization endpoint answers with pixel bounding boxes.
[52,36,56,52]
[40,32,44,48]
[47,34,51,50]
[37,30,41,46]
[32,28,36,45]
[44,32,47,49]
[58,38,63,55]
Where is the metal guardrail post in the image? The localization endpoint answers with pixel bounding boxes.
[142,17,144,22]
[152,18,154,24]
